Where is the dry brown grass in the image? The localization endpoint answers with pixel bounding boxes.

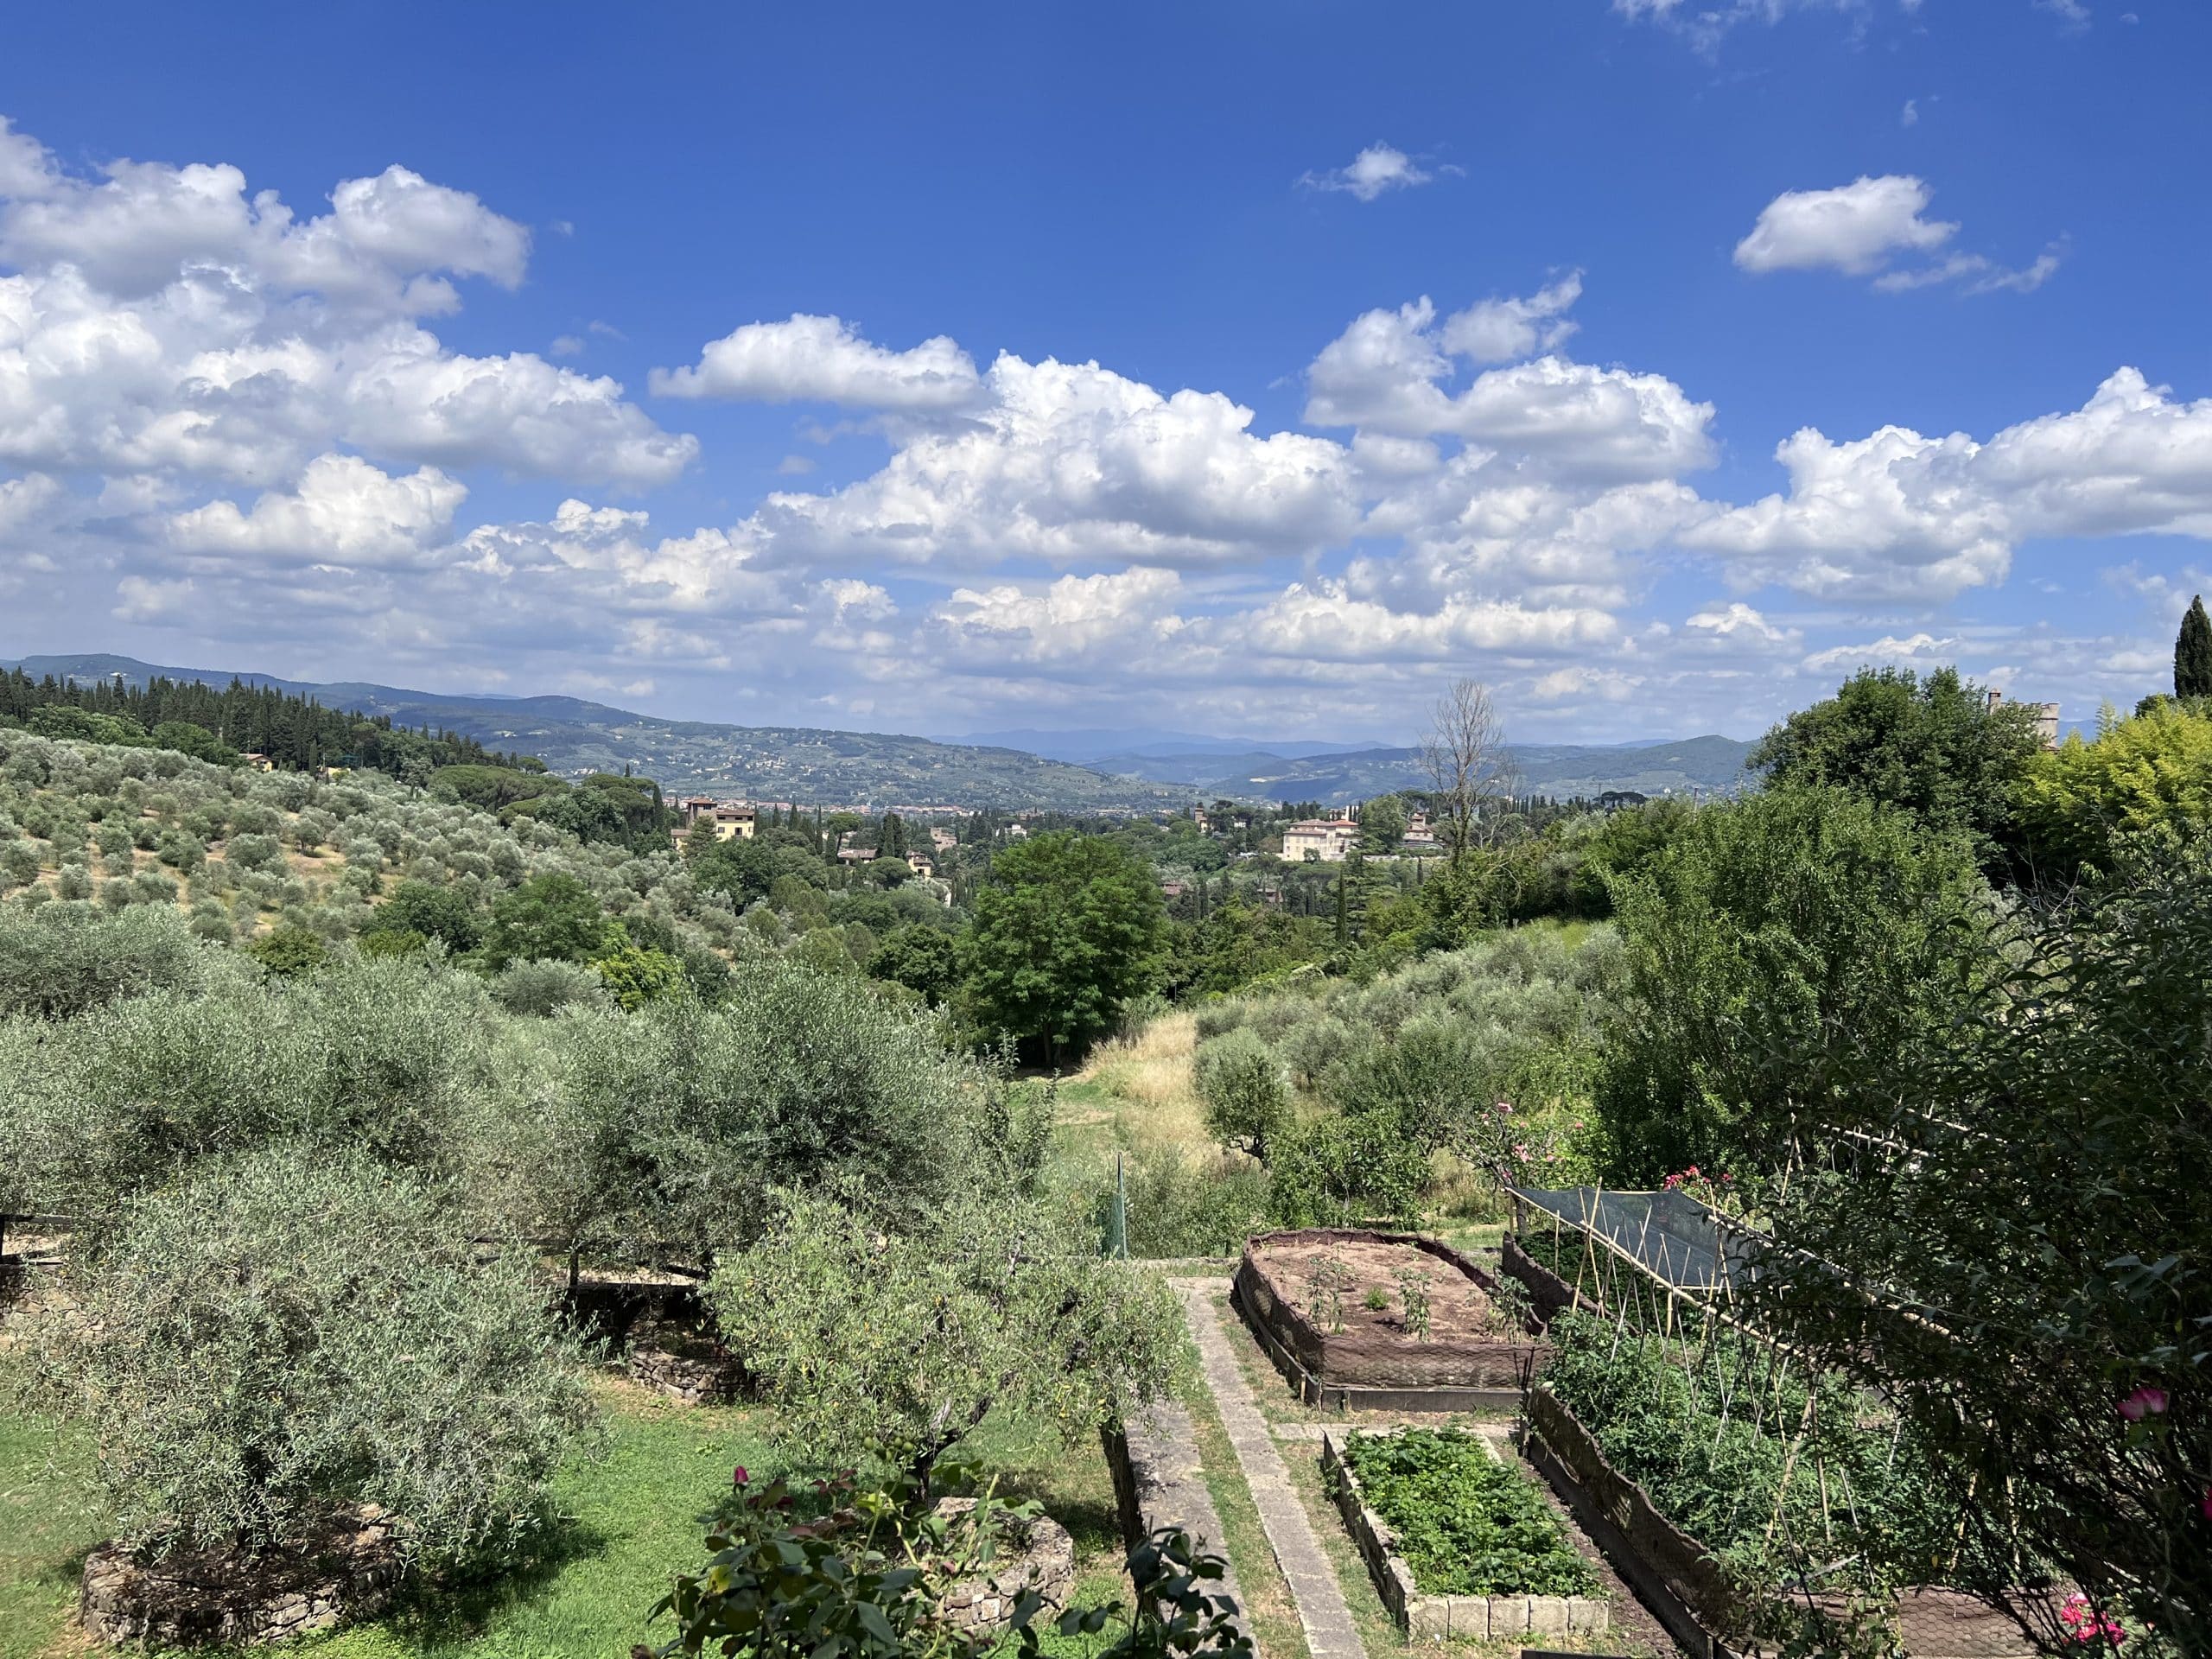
[1067,1010,1211,1154]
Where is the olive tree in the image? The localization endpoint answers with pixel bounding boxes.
[8,1147,598,1567]
[709,1188,1182,1484]
[1193,1028,1289,1163]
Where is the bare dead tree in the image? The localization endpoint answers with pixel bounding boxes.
[1420,677,1516,865]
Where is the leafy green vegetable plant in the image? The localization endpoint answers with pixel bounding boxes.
[1338,1429,1599,1598]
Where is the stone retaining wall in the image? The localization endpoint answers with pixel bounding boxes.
[1319,1428,1609,1644]
[932,1498,1076,1635]
[1102,1402,1251,1643]
[80,1505,400,1648]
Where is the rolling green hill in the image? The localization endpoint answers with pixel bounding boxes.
[3,655,1188,810]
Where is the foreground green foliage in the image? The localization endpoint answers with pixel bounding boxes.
[1338,1428,1599,1598]
[2015,702,2212,879]
[655,1458,1250,1659]
[1741,830,2212,1653]
[7,1147,598,1569]
[1597,785,1989,1182]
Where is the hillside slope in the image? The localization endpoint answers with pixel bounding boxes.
[6,655,1186,810]
[1201,734,1756,801]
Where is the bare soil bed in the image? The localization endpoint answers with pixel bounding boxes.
[1235,1229,1545,1402]
[1249,1236,1515,1342]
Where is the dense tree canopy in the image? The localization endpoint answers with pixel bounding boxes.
[1739,830,2212,1653]
[957,831,1166,1064]
[1750,666,2043,861]
[1596,785,1990,1182]
[2016,702,2212,880]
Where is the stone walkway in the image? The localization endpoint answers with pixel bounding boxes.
[1173,1280,1366,1659]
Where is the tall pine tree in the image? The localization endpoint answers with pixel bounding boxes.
[2177,595,2212,701]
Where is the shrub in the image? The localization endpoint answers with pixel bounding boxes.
[1194,1028,1290,1161]
[0,901,224,1018]
[1266,1111,1430,1229]
[225,831,283,873]
[1,956,496,1217]
[493,957,612,1015]
[1275,1014,1355,1090]
[375,878,486,953]
[1098,1142,1271,1258]
[9,1147,598,1569]
[1319,1017,1484,1154]
[245,925,328,978]
[481,872,616,969]
[592,944,687,1010]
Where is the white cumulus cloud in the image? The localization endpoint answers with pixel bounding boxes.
[651,313,983,410]
[162,453,466,567]
[1735,175,1958,276]
[1298,144,1442,202]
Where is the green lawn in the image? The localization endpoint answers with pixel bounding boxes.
[1,1411,101,1659]
[0,1385,1135,1659]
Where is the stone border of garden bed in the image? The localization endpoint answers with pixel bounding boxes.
[1319,1427,1610,1644]
[1233,1229,1542,1413]
[1523,1385,2039,1659]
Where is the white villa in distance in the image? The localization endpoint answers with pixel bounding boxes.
[1281,818,1360,861]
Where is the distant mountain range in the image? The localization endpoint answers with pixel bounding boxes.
[951,727,1394,763]
[9,653,1758,808]
[4,654,1187,810]
[1141,734,1758,802]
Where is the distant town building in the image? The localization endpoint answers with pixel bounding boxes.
[1984,690,2063,749]
[906,853,935,877]
[1281,818,1360,861]
[238,752,274,772]
[930,826,957,852]
[836,845,880,865]
[709,804,757,840]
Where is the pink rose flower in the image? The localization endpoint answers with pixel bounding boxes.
[2118,1386,2168,1421]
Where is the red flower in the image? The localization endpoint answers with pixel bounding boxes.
[733,1465,750,1487]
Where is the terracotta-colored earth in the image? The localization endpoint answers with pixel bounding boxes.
[1249,1237,1513,1343]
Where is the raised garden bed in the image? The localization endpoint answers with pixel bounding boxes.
[1525,1384,2037,1659]
[1322,1426,1608,1643]
[1232,1228,1543,1410]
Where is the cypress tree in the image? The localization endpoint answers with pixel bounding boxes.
[2177,595,2212,700]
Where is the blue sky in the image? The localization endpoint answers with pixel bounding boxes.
[2,0,2208,745]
